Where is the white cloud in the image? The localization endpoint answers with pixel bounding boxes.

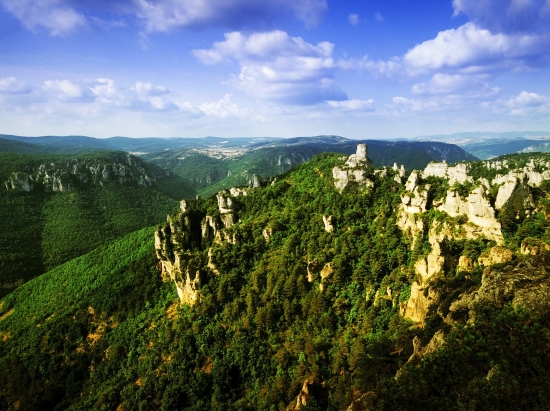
[199,94,251,118]
[497,91,550,115]
[327,99,374,111]
[193,30,350,105]
[129,0,327,32]
[348,13,360,26]
[402,23,550,76]
[452,0,550,34]
[366,23,550,80]
[1,0,87,36]
[0,77,32,94]
[410,73,500,98]
[375,12,383,22]
[1,0,327,35]
[42,79,82,99]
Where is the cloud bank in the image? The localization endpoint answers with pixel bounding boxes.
[193,30,355,105]
[0,0,327,35]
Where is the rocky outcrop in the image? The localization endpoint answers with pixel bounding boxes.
[322,215,334,232]
[437,186,503,243]
[4,153,158,193]
[521,238,550,255]
[423,161,472,185]
[332,144,374,193]
[477,246,513,267]
[449,252,550,318]
[155,190,245,304]
[494,173,535,215]
[5,172,33,191]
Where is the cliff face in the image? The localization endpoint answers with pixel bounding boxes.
[155,191,244,304]
[4,153,159,193]
[395,156,550,336]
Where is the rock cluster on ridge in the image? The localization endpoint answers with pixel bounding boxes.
[332,144,374,193]
[4,153,159,193]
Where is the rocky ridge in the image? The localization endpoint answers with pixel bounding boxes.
[397,155,550,325]
[4,153,160,193]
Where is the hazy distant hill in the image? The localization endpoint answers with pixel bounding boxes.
[0,134,282,154]
[392,131,550,159]
[144,135,478,196]
[2,133,476,199]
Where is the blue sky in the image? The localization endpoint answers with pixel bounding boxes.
[0,0,549,138]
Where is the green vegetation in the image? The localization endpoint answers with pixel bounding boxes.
[1,150,550,410]
[0,150,191,296]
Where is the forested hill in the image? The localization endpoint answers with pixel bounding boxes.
[2,146,550,410]
[0,150,192,297]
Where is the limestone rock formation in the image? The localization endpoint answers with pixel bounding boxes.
[155,191,245,304]
[332,144,373,193]
[4,153,158,193]
[322,215,334,232]
[494,173,535,215]
[5,172,33,191]
[437,186,503,243]
[477,246,514,267]
[423,161,472,185]
[521,238,550,255]
[450,252,550,318]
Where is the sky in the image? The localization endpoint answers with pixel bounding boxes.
[0,0,549,139]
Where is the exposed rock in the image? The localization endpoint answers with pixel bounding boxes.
[437,186,503,244]
[450,252,550,318]
[332,144,373,193]
[400,281,438,323]
[250,174,263,188]
[319,262,334,291]
[322,215,334,232]
[521,238,550,255]
[292,380,313,410]
[202,216,221,242]
[263,227,274,242]
[494,174,535,215]
[229,187,248,197]
[5,172,33,191]
[458,255,476,272]
[346,392,377,411]
[5,154,158,192]
[407,329,446,364]
[478,246,514,267]
[423,161,471,185]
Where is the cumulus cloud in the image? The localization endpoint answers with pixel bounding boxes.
[199,94,251,118]
[496,91,550,115]
[193,30,352,105]
[452,0,550,34]
[1,0,327,35]
[366,22,550,81]
[42,79,83,99]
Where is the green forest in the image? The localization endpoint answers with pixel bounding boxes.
[1,148,550,410]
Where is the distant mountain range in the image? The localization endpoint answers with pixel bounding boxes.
[391,131,550,159]
[0,134,477,198]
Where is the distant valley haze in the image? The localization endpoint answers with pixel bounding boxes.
[0,0,549,138]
